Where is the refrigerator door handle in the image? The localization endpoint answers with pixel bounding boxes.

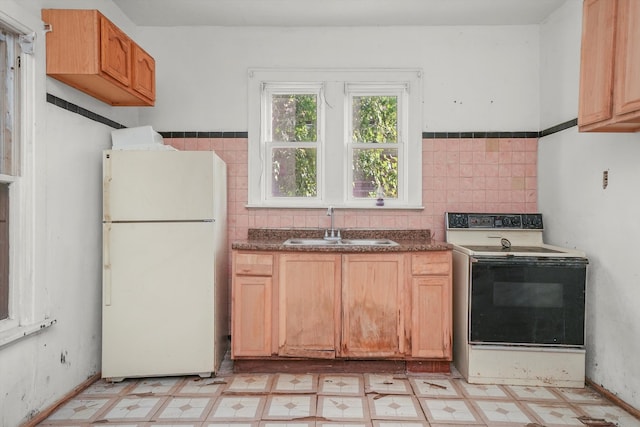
[104,224,112,306]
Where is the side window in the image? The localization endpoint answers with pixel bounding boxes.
[0,27,19,322]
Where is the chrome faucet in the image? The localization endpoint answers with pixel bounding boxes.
[324,206,341,240]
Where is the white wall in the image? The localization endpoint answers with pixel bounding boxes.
[136,24,541,132]
[539,0,640,409]
[0,1,134,425]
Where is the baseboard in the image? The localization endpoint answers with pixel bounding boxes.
[586,377,640,420]
[20,372,101,427]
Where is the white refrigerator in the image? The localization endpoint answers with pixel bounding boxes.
[102,149,228,381]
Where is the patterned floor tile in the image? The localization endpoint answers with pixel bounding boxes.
[262,395,316,420]
[319,423,371,427]
[128,378,183,395]
[154,396,216,420]
[259,422,315,427]
[409,378,462,398]
[367,394,423,420]
[319,375,364,396]
[578,403,640,427]
[372,422,427,427]
[272,374,318,394]
[524,402,584,426]
[176,376,228,395]
[472,399,535,425]
[79,379,135,397]
[225,375,273,394]
[503,384,563,401]
[555,386,610,403]
[365,374,411,395]
[43,397,112,422]
[203,423,259,427]
[208,396,266,421]
[419,398,483,424]
[455,381,509,399]
[97,396,167,422]
[318,396,369,421]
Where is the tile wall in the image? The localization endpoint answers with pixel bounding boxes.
[164,137,538,244]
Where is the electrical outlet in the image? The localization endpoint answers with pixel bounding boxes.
[602,170,609,189]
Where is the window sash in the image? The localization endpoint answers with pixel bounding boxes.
[261,84,323,202]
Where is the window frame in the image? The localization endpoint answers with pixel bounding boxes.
[0,10,52,348]
[248,68,423,209]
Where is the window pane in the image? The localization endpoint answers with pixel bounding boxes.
[0,183,8,320]
[352,148,398,199]
[272,147,317,197]
[352,96,397,143]
[271,94,317,142]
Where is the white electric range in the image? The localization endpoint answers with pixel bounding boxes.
[446,212,589,388]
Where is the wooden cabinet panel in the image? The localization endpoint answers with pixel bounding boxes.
[232,275,272,357]
[579,0,640,131]
[578,0,616,127]
[411,276,451,358]
[410,251,452,360]
[234,253,273,276]
[132,45,156,101]
[231,251,274,357]
[341,254,404,357]
[412,252,451,275]
[42,9,155,106]
[100,16,131,87]
[614,0,640,116]
[278,254,341,358]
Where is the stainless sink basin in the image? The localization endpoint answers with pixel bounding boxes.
[283,238,398,247]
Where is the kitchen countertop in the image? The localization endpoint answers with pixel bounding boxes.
[231,228,452,253]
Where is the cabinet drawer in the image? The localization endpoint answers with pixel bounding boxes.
[411,251,451,275]
[234,252,274,276]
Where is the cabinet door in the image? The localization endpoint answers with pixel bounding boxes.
[411,276,451,359]
[614,0,640,116]
[278,253,341,358]
[100,16,131,86]
[232,275,272,357]
[578,0,617,127]
[132,44,156,102]
[342,254,404,358]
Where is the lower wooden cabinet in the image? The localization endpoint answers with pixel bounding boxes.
[341,254,404,357]
[411,252,453,359]
[231,252,273,357]
[231,249,452,361]
[278,253,341,358]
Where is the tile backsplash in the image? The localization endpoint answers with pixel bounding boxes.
[165,137,537,244]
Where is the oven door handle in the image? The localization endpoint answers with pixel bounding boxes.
[470,256,588,267]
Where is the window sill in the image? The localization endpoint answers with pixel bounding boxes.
[245,203,425,210]
[0,318,57,349]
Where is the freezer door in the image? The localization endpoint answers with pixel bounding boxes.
[103,150,219,222]
[102,221,217,379]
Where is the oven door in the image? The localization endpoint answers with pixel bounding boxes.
[469,256,587,347]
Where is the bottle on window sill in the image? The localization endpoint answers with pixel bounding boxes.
[376,185,384,206]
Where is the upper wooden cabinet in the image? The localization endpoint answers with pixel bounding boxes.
[42,9,156,106]
[578,0,640,132]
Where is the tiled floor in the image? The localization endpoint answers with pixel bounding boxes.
[35,368,640,426]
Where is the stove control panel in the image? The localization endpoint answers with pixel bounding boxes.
[447,213,543,229]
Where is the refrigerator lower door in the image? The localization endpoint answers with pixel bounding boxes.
[102,221,217,380]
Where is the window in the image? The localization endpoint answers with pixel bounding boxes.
[0,26,19,322]
[0,13,47,347]
[248,69,422,209]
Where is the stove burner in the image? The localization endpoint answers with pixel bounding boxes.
[463,245,565,253]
